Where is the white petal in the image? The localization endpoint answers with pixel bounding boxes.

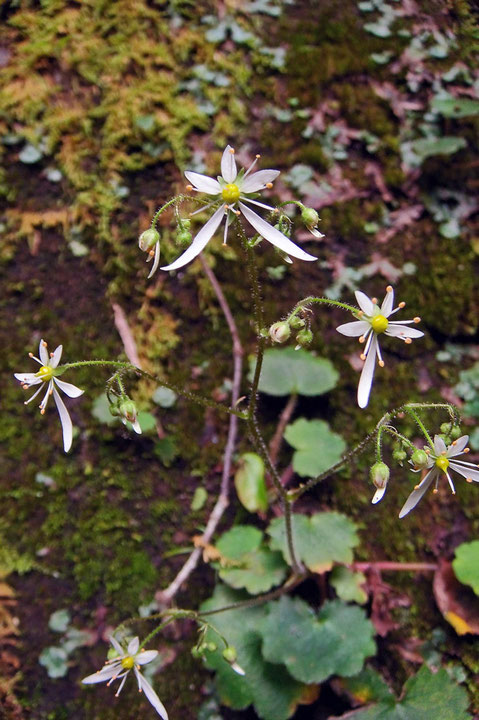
[239,202,317,262]
[110,637,125,657]
[128,637,140,655]
[354,291,374,316]
[14,372,41,385]
[336,320,370,337]
[385,324,424,339]
[135,670,169,720]
[381,289,394,316]
[221,145,237,183]
[53,387,73,452]
[240,169,280,193]
[357,336,378,409]
[447,436,469,457]
[160,205,225,272]
[147,240,161,279]
[131,418,142,434]
[50,345,63,368]
[54,378,84,398]
[449,461,479,483]
[136,650,158,665]
[372,485,387,504]
[39,339,49,365]
[398,469,436,518]
[433,435,447,455]
[82,665,120,684]
[184,171,221,195]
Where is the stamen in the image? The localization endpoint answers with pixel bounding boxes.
[386,285,393,293]
[360,353,366,361]
[378,360,385,368]
[404,337,412,344]
[452,440,457,445]
[372,297,377,304]
[413,317,421,323]
[29,352,33,358]
[358,336,365,343]
[414,484,420,490]
[425,448,430,454]
[40,408,45,415]
[186,184,193,191]
[50,352,54,357]
[148,249,155,257]
[234,210,240,216]
[433,488,438,494]
[243,154,261,178]
[441,451,447,455]
[467,478,473,483]
[399,301,406,308]
[464,448,470,453]
[266,182,273,189]
[357,310,364,317]
[229,148,235,154]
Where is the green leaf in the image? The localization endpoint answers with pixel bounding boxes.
[260,596,375,684]
[152,386,177,408]
[268,512,359,573]
[216,527,287,594]
[283,418,346,477]
[91,393,116,425]
[249,348,338,397]
[191,486,207,511]
[331,566,368,604]
[137,411,156,432]
[154,436,178,466]
[431,96,479,118]
[363,22,392,38]
[453,541,479,595]
[234,453,268,513]
[404,136,467,167]
[48,609,71,633]
[200,585,307,720]
[19,143,43,163]
[335,665,470,719]
[39,646,69,678]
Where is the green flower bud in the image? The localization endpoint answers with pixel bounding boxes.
[222,646,237,664]
[139,228,160,252]
[109,401,121,417]
[177,230,192,246]
[440,422,452,435]
[410,449,429,470]
[181,218,191,230]
[290,316,305,330]
[295,329,313,347]
[191,646,202,659]
[269,321,291,343]
[370,461,390,489]
[206,642,217,652]
[118,398,138,425]
[301,206,323,237]
[392,447,407,464]
[450,425,462,439]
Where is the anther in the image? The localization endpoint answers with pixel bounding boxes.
[414,484,420,490]
[256,154,260,159]
[404,337,412,344]
[386,285,393,293]
[50,351,54,357]
[464,447,470,453]
[29,352,34,358]
[442,451,447,455]
[186,184,193,191]
[42,341,47,347]
[40,408,45,415]
[379,360,385,368]
[452,440,457,445]
[149,249,155,257]
[229,148,235,154]
[360,353,366,361]
[413,317,421,323]
[467,478,473,483]
[359,336,365,343]
[235,210,240,216]
[372,297,377,304]
[433,488,438,494]
[357,310,364,317]
[399,301,406,308]
[266,182,273,189]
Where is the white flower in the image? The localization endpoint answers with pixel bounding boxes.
[399,435,479,518]
[336,286,424,409]
[82,636,168,720]
[14,339,84,452]
[160,145,317,272]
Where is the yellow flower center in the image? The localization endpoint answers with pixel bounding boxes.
[36,365,54,382]
[435,456,450,473]
[121,656,135,670]
[221,183,240,204]
[371,314,389,334]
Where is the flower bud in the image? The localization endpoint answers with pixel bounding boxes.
[370,462,390,489]
[180,218,191,230]
[139,228,160,252]
[109,401,121,417]
[410,449,429,470]
[295,329,313,347]
[290,316,305,330]
[118,397,142,435]
[269,321,291,343]
[392,446,407,464]
[440,422,452,435]
[206,642,217,652]
[301,206,324,238]
[222,646,237,664]
[177,230,192,246]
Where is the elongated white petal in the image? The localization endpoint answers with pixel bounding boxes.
[148,240,161,279]
[14,372,42,385]
[110,637,125,657]
[336,320,370,337]
[82,664,120,684]
[221,145,237,183]
[399,469,436,518]
[39,339,49,365]
[53,387,73,452]
[355,291,374,316]
[131,418,142,434]
[447,435,469,457]
[433,435,447,455]
[241,169,280,193]
[135,670,169,720]
[357,335,378,408]
[54,378,84,398]
[136,649,158,665]
[449,461,479,483]
[239,202,317,262]
[184,171,221,195]
[380,289,394,316]
[160,205,225,272]
[385,324,424,339]
[372,485,387,504]
[128,637,140,655]
[50,345,63,368]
